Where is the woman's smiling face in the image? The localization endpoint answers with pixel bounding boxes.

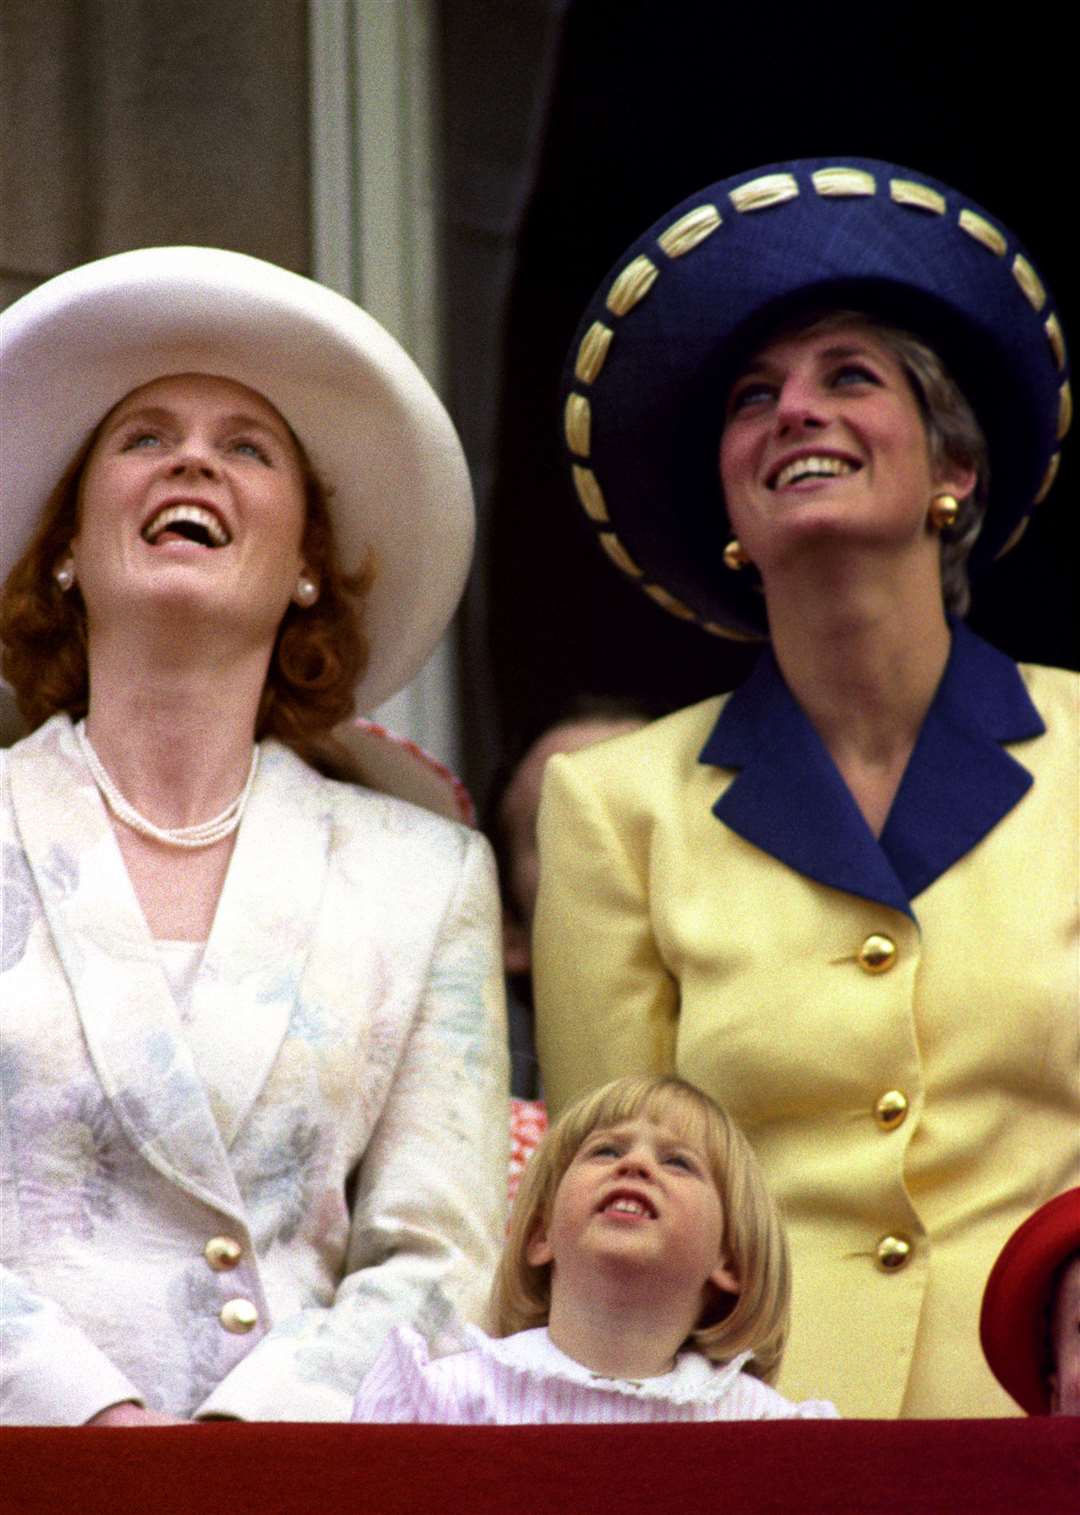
[718,320,962,575]
[71,372,310,642]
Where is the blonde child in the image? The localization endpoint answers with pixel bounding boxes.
[353,1076,838,1421]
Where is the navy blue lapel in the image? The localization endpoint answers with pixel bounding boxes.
[880,623,1042,900]
[699,622,1044,918]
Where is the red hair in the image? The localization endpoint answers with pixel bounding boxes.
[0,427,373,752]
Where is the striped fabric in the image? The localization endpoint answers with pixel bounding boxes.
[353,1327,839,1423]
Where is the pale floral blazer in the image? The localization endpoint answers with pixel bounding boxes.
[1,715,508,1424]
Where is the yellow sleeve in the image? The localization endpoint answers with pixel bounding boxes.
[533,749,677,1118]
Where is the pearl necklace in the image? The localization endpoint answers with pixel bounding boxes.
[75,720,259,850]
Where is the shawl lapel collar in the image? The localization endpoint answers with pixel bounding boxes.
[699,623,1043,918]
[190,740,330,1148]
[8,722,332,1206]
[8,717,245,1217]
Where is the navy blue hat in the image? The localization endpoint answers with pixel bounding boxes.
[561,158,1070,639]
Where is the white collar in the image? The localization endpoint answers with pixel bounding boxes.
[468,1326,754,1405]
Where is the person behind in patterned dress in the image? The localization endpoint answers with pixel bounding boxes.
[353,1075,838,1421]
[487,696,649,1100]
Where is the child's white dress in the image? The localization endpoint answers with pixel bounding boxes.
[352,1325,839,1423]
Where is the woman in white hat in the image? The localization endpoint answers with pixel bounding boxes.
[0,247,507,1424]
[534,158,1077,1418]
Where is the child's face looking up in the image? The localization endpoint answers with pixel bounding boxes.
[527,1117,739,1314]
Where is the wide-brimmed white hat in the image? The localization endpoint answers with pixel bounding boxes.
[1,244,473,712]
[1,246,476,817]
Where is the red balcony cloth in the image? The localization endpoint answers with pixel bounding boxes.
[3,1418,1078,1515]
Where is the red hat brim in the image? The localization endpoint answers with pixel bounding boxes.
[979,1188,1080,1414]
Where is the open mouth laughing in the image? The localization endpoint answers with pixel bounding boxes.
[768,453,861,490]
[141,503,231,548]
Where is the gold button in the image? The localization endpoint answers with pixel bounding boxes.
[874,1090,908,1130]
[858,934,897,974]
[204,1236,243,1272]
[220,1298,258,1334]
[876,1235,912,1271]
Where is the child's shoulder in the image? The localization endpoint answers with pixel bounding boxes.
[351,1324,513,1425]
[351,1328,840,1424]
[718,1365,840,1421]
[653,1351,839,1419]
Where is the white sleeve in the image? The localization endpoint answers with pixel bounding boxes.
[196,831,509,1421]
[0,1267,146,1426]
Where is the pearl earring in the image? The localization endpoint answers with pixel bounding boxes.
[929,494,959,531]
[723,538,750,572]
[54,558,76,592]
[294,575,319,608]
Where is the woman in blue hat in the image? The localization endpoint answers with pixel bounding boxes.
[533,160,1077,1418]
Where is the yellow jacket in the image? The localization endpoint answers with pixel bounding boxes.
[534,627,1079,1418]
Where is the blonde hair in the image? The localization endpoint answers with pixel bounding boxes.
[490,1075,791,1384]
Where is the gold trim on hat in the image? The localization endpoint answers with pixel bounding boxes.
[812,167,876,197]
[658,204,722,258]
[889,179,946,215]
[606,255,659,317]
[994,517,1030,558]
[643,583,696,619]
[702,620,767,643]
[599,531,643,577]
[1044,313,1066,371]
[1012,254,1046,312]
[729,173,799,213]
[572,464,610,522]
[1033,451,1061,505]
[575,322,614,385]
[958,209,1006,256]
[1057,380,1072,440]
[570,164,1066,645]
[572,321,614,384]
[564,393,591,457]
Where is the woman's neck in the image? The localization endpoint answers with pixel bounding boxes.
[83,630,270,829]
[762,562,951,834]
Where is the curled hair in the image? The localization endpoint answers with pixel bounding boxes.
[255,465,373,761]
[0,423,372,754]
[863,317,989,617]
[489,1074,791,1383]
[0,444,92,728]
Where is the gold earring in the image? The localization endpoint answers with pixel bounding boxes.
[54,557,76,592]
[723,538,750,572]
[294,575,319,608]
[929,494,959,532]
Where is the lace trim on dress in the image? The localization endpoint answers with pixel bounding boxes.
[453,1325,754,1406]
